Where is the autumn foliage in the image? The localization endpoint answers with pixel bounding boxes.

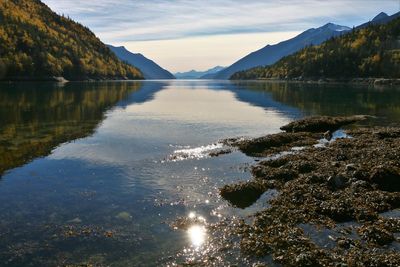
[0,0,143,80]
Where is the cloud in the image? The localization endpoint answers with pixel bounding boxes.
[43,0,399,42]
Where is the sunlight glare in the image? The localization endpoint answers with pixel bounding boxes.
[187,225,207,248]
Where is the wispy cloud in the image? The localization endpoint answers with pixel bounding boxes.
[43,0,399,42]
[42,0,399,71]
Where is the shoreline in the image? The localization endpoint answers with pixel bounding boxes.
[0,76,146,82]
[218,116,400,266]
[231,77,400,86]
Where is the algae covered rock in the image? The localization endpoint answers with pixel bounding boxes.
[220,181,268,209]
[280,115,369,133]
[217,116,400,266]
[370,165,400,192]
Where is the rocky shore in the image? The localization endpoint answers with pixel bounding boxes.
[220,116,400,266]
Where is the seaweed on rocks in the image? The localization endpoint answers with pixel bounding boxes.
[220,180,274,209]
[280,115,369,133]
[231,132,320,157]
[219,116,400,266]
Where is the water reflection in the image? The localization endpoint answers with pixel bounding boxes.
[188,225,207,248]
[1,80,400,266]
[231,81,400,124]
[185,212,208,248]
[0,81,145,175]
[49,83,291,166]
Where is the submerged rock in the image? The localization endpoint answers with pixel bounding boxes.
[115,212,132,221]
[67,217,82,224]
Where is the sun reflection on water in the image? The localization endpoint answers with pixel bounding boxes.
[187,225,207,248]
[185,211,208,248]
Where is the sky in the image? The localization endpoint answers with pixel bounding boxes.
[42,0,400,73]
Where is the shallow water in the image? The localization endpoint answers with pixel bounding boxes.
[0,80,400,266]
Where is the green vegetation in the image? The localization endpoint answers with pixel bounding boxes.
[231,18,400,80]
[0,0,143,80]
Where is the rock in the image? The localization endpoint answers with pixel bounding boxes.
[209,149,232,157]
[51,76,68,83]
[336,238,354,249]
[323,130,333,141]
[220,181,267,209]
[327,175,348,190]
[350,180,369,191]
[235,132,319,157]
[116,211,133,221]
[67,217,82,224]
[218,124,400,265]
[359,224,395,246]
[319,200,355,222]
[251,166,298,181]
[345,164,356,171]
[374,128,400,139]
[297,162,316,174]
[369,165,400,192]
[280,115,369,133]
[336,153,348,161]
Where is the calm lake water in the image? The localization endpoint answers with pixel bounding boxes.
[0,80,400,266]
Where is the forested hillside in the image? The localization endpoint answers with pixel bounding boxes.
[231,17,400,80]
[0,0,143,80]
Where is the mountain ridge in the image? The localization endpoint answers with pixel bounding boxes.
[211,22,351,79]
[357,11,400,29]
[175,66,225,79]
[231,14,400,80]
[108,45,175,80]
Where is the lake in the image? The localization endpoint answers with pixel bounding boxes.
[0,80,399,266]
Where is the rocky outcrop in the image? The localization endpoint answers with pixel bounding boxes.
[218,116,400,266]
[280,115,369,133]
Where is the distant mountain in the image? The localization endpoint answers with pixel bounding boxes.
[373,12,390,21]
[0,0,143,81]
[231,14,400,80]
[108,45,175,80]
[175,66,225,79]
[212,23,351,79]
[357,11,400,29]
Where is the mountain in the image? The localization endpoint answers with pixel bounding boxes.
[0,0,143,81]
[175,66,225,79]
[373,12,390,21]
[108,45,175,80]
[357,11,400,29]
[231,15,400,80]
[211,23,351,79]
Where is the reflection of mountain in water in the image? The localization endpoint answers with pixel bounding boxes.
[230,82,400,124]
[223,82,303,120]
[2,80,400,176]
[116,81,169,109]
[0,81,166,175]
